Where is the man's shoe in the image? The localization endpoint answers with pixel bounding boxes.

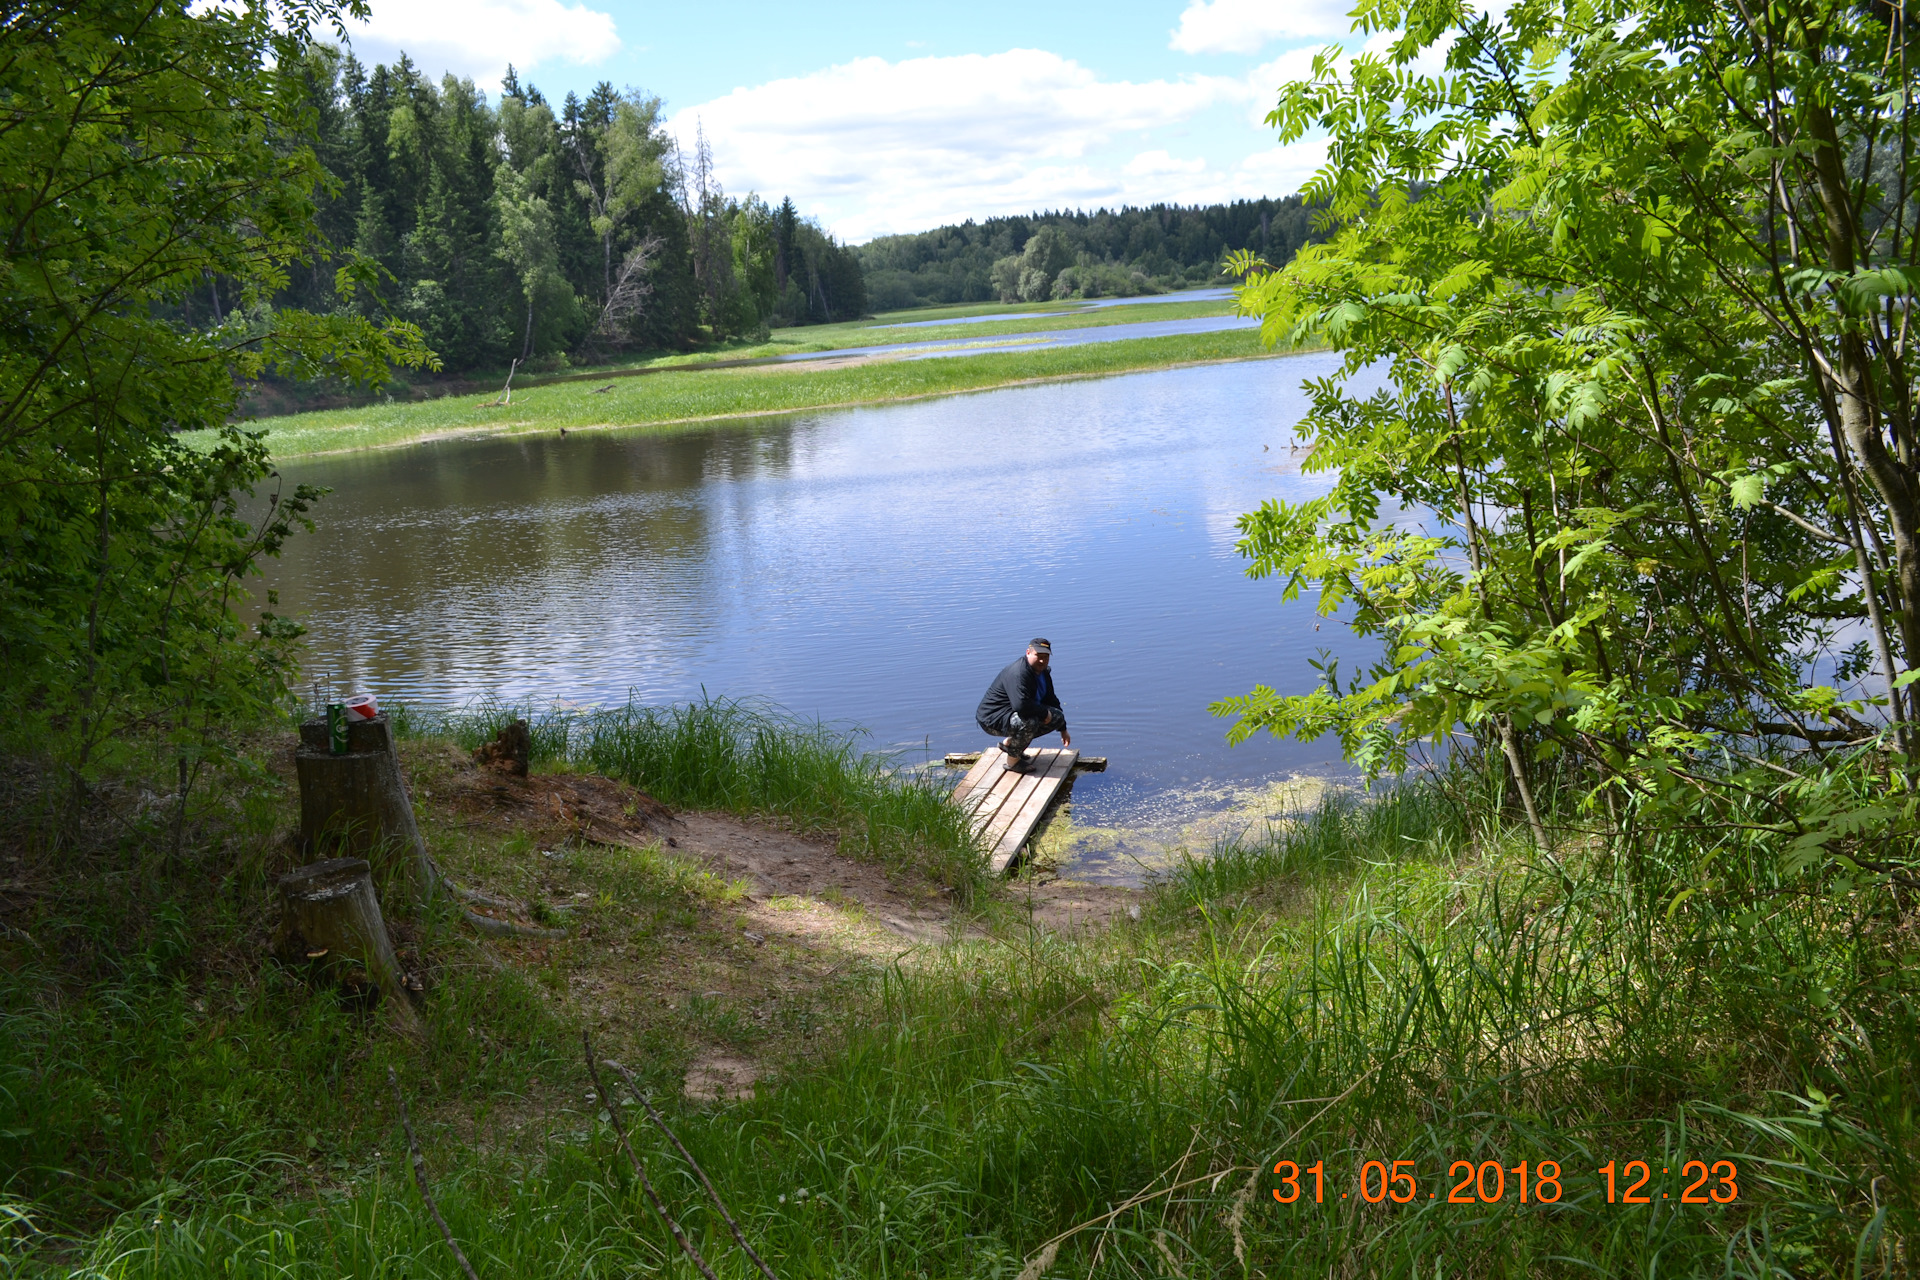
[1003,748,1029,773]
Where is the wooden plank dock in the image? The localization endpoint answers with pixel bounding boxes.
[945,751,1106,773]
[950,747,1081,875]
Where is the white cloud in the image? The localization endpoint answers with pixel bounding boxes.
[1231,138,1330,194]
[672,49,1259,241]
[343,0,618,86]
[1124,149,1208,179]
[1241,29,1453,124]
[1170,0,1356,55]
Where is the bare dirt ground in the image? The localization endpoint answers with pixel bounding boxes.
[406,747,1142,1101]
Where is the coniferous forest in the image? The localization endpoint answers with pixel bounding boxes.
[187,48,870,379]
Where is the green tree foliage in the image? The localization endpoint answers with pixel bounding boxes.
[1217,0,1920,868]
[989,225,1074,302]
[0,0,432,796]
[494,164,579,362]
[731,194,780,334]
[862,199,1322,308]
[781,218,867,324]
[256,57,854,374]
[685,122,748,340]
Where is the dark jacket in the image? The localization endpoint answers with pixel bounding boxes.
[975,656,1065,736]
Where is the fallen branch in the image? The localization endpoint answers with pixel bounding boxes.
[388,1067,483,1280]
[480,358,521,407]
[583,1033,721,1280]
[604,1058,779,1280]
[427,857,567,939]
[462,909,566,941]
[445,881,523,912]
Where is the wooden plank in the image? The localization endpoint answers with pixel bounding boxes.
[950,748,1003,808]
[980,748,1071,851]
[963,749,1035,825]
[975,750,1054,845]
[956,745,1022,819]
[985,747,1077,875]
[946,751,1105,773]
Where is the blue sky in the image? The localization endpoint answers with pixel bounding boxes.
[342,0,1370,241]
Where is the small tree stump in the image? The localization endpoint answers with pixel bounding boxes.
[296,714,437,900]
[473,719,531,776]
[276,858,421,1032]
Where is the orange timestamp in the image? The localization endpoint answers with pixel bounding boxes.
[1270,1158,1740,1206]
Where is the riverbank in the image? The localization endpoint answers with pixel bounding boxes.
[207,328,1289,460]
[1,707,1906,1275]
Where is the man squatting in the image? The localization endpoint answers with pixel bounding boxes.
[975,638,1070,773]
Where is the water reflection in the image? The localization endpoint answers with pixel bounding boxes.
[267,353,1390,883]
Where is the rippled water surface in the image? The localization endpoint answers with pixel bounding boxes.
[269,352,1388,882]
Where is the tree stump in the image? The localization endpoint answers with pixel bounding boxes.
[276,857,421,1033]
[473,718,531,776]
[296,714,436,900]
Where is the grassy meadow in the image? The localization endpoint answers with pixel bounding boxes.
[206,321,1276,460]
[630,293,1239,368]
[1,705,1911,1277]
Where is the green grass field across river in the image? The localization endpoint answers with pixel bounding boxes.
[211,303,1272,460]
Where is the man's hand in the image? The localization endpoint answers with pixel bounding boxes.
[1060,730,1072,748]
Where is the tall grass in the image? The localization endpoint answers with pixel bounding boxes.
[22,781,1912,1276]
[402,695,986,900]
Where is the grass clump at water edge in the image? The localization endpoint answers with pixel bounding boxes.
[409,694,986,902]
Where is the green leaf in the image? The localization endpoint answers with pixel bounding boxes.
[1729,474,1766,509]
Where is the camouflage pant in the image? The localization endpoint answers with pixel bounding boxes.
[999,709,1059,757]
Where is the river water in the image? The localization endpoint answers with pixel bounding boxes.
[268,350,1389,883]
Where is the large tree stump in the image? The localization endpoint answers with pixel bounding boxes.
[296,714,436,900]
[473,719,530,776]
[276,858,421,1032]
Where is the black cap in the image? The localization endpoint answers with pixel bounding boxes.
[1029,638,1051,653]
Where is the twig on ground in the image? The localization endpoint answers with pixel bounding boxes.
[387,1067,483,1280]
[1014,1055,1395,1278]
[583,1033,721,1280]
[461,908,567,940]
[604,1057,780,1280]
[445,881,523,912]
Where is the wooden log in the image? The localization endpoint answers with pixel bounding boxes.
[276,858,420,1033]
[296,715,437,900]
[946,751,1105,773]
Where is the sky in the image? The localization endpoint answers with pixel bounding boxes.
[337,0,1373,243]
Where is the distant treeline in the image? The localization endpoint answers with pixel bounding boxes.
[188,50,865,378]
[857,199,1323,308]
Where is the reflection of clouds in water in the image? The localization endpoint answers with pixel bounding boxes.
[1031,773,1344,886]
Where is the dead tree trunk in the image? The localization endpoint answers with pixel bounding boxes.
[297,715,438,902]
[276,857,421,1033]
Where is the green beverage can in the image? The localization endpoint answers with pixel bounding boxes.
[327,703,348,755]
